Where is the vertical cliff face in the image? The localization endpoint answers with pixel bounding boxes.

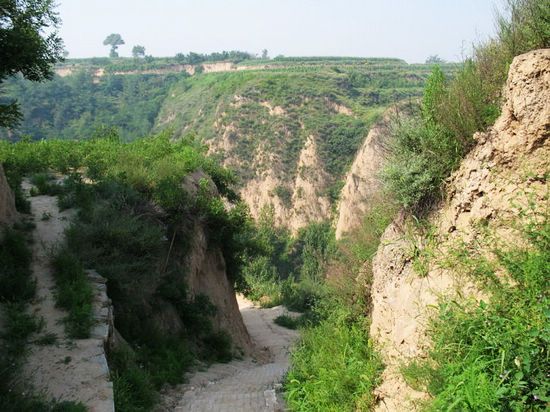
[335,114,392,239]
[0,164,17,226]
[185,219,253,354]
[369,49,550,411]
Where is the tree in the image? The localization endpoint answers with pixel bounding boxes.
[261,49,269,59]
[175,52,186,63]
[132,45,145,58]
[425,55,445,64]
[0,0,64,128]
[103,33,125,58]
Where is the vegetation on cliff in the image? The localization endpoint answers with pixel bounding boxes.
[0,131,257,410]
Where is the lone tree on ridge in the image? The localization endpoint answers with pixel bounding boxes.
[103,33,125,58]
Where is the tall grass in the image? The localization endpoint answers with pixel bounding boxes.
[0,228,85,411]
[285,301,382,411]
[51,249,94,339]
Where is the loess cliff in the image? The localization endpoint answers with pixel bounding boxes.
[368,49,550,411]
[155,61,441,232]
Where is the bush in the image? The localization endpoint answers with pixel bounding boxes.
[383,0,549,210]
[30,173,64,196]
[382,114,462,209]
[274,314,301,330]
[0,228,34,302]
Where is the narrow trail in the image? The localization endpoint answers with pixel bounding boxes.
[20,181,114,411]
[159,296,300,412]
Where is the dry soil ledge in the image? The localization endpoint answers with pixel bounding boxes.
[20,180,114,412]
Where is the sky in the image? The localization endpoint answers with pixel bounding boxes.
[56,0,504,63]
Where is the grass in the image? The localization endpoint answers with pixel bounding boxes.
[285,301,383,411]
[0,228,35,302]
[51,249,94,339]
[382,0,549,211]
[30,173,64,196]
[402,211,550,411]
[274,314,301,330]
[0,227,85,411]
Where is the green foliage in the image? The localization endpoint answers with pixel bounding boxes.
[285,301,383,411]
[2,72,182,141]
[0,228,34,302]
[382,113,462,209]
[274,314,302,330]
[109,347,158,412]
[0,227,85,411]
[383,0,549,210]
[0,0,64,128]
[30,173,64,196]
[51,249,94,339]
[496,0,550,57]
[403,212,550,411]
[103,33,125,58]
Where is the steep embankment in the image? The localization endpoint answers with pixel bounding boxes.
[335,109,397,239]
[369,49,549,411]
[0,165,17,225]
[156,62,433,232]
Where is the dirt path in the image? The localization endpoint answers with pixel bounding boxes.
[20,181,114,411]
[159,296,300,412]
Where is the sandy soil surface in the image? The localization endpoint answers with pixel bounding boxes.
[20,181,114,411]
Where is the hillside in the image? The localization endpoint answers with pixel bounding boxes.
[155,60,455,230]
[2,57,459,231]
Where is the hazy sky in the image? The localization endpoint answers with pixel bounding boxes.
[57,0,503,63]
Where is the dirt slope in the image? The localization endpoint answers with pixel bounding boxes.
[369,49,550,411]
[335,112,393,239]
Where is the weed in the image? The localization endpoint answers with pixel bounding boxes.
[285,302,383,411]
[51,249,94,339]
[274,314,300,330]
[402,211,550,411]
[33,333,58,346]
[0,228,35,303]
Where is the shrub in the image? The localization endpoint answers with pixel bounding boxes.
[383,0,549,210]
[382,114,462,209]
[274,314,300,330]
[0,228,34,302]
[30,173,64,196]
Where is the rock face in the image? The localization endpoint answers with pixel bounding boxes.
[335,114,392,239]
[179,171,253,354]
[186,219,253,354]
[0,164,17,226]
[369,49,550,411]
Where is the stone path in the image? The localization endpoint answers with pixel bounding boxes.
[159,296,300,412]
[20,180,114,412]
